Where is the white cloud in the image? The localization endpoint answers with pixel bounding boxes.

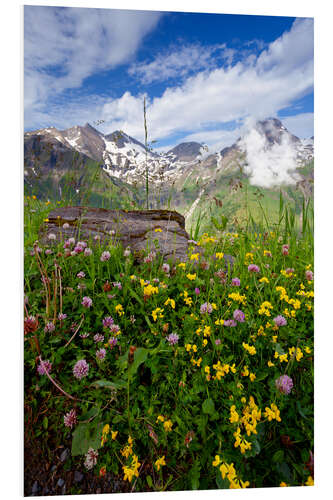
[24,6,162,119]
[128,43,234,84]
[97,18,313,143]
[239,123,301,188]
[280,112,314,138]
[25,14,314,156]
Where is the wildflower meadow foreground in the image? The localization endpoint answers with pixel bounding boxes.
[24,197,314,493]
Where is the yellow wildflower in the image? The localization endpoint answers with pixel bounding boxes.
[155,456,166,471]
[163,419,173,432]
[186,273,197,280]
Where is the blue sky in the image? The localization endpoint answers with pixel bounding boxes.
[24,6,314,151]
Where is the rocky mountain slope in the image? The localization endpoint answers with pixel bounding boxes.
[24,118,314,229]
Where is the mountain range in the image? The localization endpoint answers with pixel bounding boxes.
[24,117,314,230]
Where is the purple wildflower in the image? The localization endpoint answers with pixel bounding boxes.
[96,348,106,361]
[45,249,52,255]
[200,302,213,314]
[233,309,245,323]
[113,282,122,289]
[188,239,197,245]
[84,448,98,470]
[305,270,314,281]
[102,316,114,328]
[273,315,287,327]
[282,244,289,256]
[64,408,77,429]
[100,251,111,262]
[110,324,120,334]
[81,296,92,308]
[74,244,84,254]
[37,359,52,375]
[77,283,86,290]
[93,333,104,343]
[224,319,237,327]
[194,287,200,295]
[84,248,93,257]
[108,337,118,348]
[231,278,241,286]
[44,322,55,333]
[79,332,90,338]
[77,271,85,278]
[275,375,293,394]
[248,264,260,273]
[162,263,170,273]
[215,338,221,345]
[58,313,67,321]
[166,333,179,346]
[73,359,89,380]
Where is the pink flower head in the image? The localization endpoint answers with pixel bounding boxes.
[275,374,293,394]
[231,277,241,286]
[81,296,92,308]
[248,264,260,273]
[282,244,289,256]
[233,309,245,323]
[45,249,52,255]
[84,248,93,257]
[77,271,85,278]
[124,248,131,257]
[38,359,52,375]
[62,223,70,229]
[58,313,67,321]
[224,319,237,327]
[194,287,200,295]
[215,338,221,345]
[162,263,170,273]
[93,333,104,343]
[109,324,120,334]
[73,359,89,379]
[44,322,55,333]
[64,408,77,428]
[84,448,98,470]
[113,282,122,289]
[273,315,287,327]
[100,251,111,262]
[305,270,314,281]
[74,244,84,254]
[96,348,106,361]
[102,316,114,328]
[166,333,179,346]
[200,302,213,314]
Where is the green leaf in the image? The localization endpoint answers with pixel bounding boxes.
[91,379,127,390]
[43,416,48,430]
[71,421,104,456]
[146,475,153,488]
[129,347,148,377]
[202,398,215,415]
[216,470,229,489]
[272,449,284,463]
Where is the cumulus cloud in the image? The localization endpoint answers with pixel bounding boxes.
[239,118,301,188]
[128,43,235,84]
[97,18,313,143]
[24,6,162,118]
